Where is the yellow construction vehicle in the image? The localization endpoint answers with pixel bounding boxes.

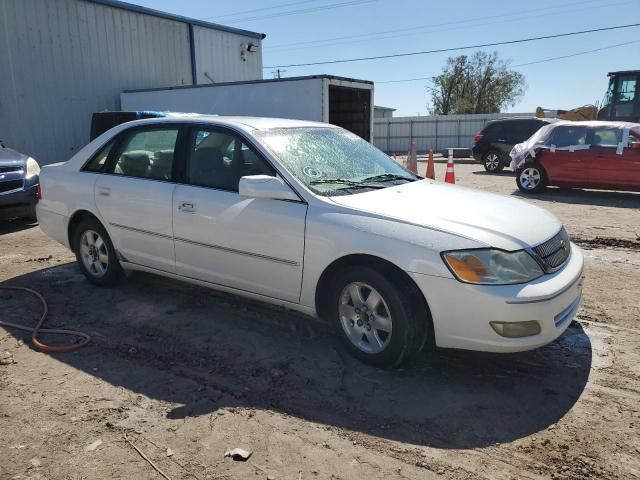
[535,105,598,121]
[536,70,640,122]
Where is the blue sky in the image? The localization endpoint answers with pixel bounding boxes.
[130,0,640,116]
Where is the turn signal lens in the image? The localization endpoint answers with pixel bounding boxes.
[442,249,544,285]
[444,254,490,282]
[490,321,541,338]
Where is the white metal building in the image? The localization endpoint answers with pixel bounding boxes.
[0,0,265,165]
[374,105,396,119]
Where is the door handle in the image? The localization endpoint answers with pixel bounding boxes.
[178,201,196,213]
[97,187,111,197]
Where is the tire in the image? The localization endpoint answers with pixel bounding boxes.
[73,218,123,286]
[483,150,504,173]
[516,162,547,194]
[328,266,424,367]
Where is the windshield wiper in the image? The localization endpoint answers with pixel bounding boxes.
[309,178,386,189]
[359,173,417,183]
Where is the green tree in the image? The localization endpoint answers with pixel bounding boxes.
[428,51,526,115]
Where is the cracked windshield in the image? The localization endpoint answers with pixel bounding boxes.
[255,127,418,195]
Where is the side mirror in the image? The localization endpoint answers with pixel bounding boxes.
[238,175,299,201]
[630,142,640,150]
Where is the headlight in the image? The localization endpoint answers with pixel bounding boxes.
[441,249,544,285]
[25,157,40,179]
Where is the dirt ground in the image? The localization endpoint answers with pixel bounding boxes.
[1,162,640,480]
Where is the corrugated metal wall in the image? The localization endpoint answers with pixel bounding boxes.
[0,0,192,165]
[374,112,535,153]
[0,0,263,166]
[192,26,262,84]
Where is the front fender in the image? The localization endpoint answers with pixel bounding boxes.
[299,204,483,310]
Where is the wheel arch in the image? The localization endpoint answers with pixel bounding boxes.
[67,209,105,252]
[314,253,434,350]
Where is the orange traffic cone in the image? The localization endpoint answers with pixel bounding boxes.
[444,149,455,184]
[426,149,435,180]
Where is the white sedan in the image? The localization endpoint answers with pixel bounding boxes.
[37,116,584,366]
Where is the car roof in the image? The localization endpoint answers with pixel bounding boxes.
[487,117,549,124]
[547,120,640,129]
[118,114,337,133]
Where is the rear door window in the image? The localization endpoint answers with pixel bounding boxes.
[110,128,178,181]
[549,126,587,148]
[521,121,545,139]
[482,122,504,140]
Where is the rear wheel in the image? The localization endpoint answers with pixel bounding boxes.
[483,150,504,173]
[516,163,547,193]
[73,219,123,286]
[329,266,423,367]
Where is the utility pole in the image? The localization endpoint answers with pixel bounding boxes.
[271,68,287,79]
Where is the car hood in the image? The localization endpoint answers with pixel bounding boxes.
[0,147,29,167]
[328,180,562,251]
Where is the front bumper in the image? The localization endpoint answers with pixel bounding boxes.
[410,243,584,352]
[0,182,38,220]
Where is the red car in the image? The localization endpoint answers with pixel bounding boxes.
[512,122,640,193]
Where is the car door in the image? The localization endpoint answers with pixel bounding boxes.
[172,126,307,303]
[488,122,511,158]
[624,129,640,188]
[94,125,182,273]
[583,125,625,187]
[540,125,588,185]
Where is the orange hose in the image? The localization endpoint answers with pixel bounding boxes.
[0,286,90,352]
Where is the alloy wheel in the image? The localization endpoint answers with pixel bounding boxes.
[520,167,541,190]
[79,230,109,277]
[485,153,500,171]
[338,282,393,354]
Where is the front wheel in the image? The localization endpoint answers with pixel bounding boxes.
[516,163,547,193]
[329,266,423,367]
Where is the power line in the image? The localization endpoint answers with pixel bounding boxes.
[222,0,376,24]
[264,23,640,68]
[374,40,640,85]
[511,40,640,67]
[377,77,435,84]
[207,0,323,20]
[266,0,618,50]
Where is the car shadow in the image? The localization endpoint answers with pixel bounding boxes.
[513,187,640,208]
[0,218,37,235]
[471,170,515,177]
[1,264,592,449]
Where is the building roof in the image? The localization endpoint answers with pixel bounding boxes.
[123,74,373,93]
[374,105,396,111]
[86,0,266,39]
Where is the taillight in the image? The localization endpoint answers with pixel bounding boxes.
[474,134,484,143]
[36,183,42,201]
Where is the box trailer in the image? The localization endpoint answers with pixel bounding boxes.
[121,75,374,141]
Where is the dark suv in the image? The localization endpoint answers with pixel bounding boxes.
[472,118,552,172]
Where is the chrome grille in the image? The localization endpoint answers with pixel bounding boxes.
[533,228,571,270]
[0,179,23,193]
[0,165,23,173]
